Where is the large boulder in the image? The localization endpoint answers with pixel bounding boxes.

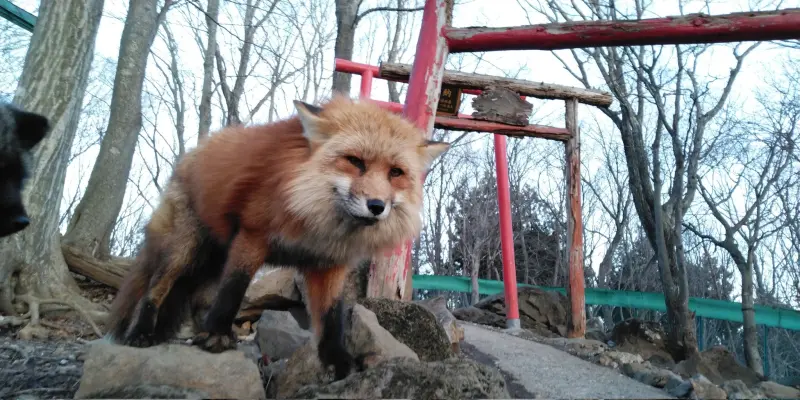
[75,342,265,399]
[415,296,464,353]
[452,306,506,328]
[360,298,452,361]
[276,304,418,398]
[347,304,419,362]
[612,318,674,367]
[255,310,312,361]
[467,287,570,337]
[290,357,510,399]
[673,346,761,386]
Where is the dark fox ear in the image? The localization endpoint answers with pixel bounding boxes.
[12,108,50,150]
[419,140,450,169]
[293,100,329,143]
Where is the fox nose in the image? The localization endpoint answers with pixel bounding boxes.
[13,215,30,232]
[366,199,385,216]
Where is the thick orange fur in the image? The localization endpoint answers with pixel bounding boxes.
[107,95,449,379]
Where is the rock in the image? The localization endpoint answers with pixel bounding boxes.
[244,267,302,309]
[564,339,607,359]
[415,296,464,353]
[452,306,506,328]
[604,350,644,365]
[290,357,510,399]
[347,304,419,362]
[238,340,264,364]
[360,298,451,361]
[612,318,674,366]
[586,328,607,342]
[594,353,620,369]
[75,342,266,399]
[667,378,694,398]
[76,384,209,399]
[470,287,570,337]
[673,346,760,386]
[752,381,800,399]
[255,310,312,361]
[275,342,329,399]
[621,362,684,389]
[720,380,763,399]
[540,337,608,359]
[260,359,288,398]
[688,374,727,400]
[276,304,419,398]
[587,316,604,331]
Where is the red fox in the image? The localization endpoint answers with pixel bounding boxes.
[107,96,449,380]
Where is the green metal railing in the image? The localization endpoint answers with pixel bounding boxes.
[411,274,800,331]
[0,0,35,32]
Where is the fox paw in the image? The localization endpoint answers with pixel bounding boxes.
[192,331,237,353]
[122,332,156,348]
[323,349,377,381]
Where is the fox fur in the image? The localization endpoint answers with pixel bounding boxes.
[0,102,50,238]
[107,96,449,380]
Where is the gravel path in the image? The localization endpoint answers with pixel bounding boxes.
[461,322,673,399]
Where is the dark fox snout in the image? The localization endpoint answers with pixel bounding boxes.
[0,211,30,237]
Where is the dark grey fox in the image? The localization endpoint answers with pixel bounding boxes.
[0,102,50,238]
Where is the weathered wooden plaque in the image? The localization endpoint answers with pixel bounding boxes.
[436,84,463,116]
[471,86,532,126]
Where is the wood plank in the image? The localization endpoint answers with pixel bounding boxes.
[434,115,570,141]
[564,98,586,338]
[379,62,613,107]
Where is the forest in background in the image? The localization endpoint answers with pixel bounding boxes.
[0,0,798,383]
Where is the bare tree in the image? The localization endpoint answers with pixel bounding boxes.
[522,0,756,360]
[0,0,106,315]
[684,74,798,374]
[198,0,220,140]
[332,0,424,94]
[62,0,173,260]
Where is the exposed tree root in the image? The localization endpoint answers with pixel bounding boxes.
[15,294,105,338]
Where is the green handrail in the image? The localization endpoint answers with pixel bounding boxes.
[412,274,800,331]
[0,0,35,33]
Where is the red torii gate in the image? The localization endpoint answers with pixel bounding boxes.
[336,57,597,333]
[350,2,800,337]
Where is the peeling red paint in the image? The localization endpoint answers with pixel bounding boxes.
[445,8,800,53]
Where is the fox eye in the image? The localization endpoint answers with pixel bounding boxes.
[345,155,366,171]
[389,167,404,178]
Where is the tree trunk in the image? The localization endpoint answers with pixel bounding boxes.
[63,0,170,260]
[0,0,106,314]
[739,258,764,375]
[197,0,220,141]
[470,252,480,305]
[332,0,362,95]
[386,0,404,102]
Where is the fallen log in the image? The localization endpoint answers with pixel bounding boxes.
[62,244,131,289]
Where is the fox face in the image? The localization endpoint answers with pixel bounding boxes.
[286,97,449,252]
[0,103,50,238]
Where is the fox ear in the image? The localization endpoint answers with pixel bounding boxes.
[293,100,328,143]
[11,108,50,150]
[419,140,450,169]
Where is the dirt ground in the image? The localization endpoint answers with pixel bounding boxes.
[0,274,115,400]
